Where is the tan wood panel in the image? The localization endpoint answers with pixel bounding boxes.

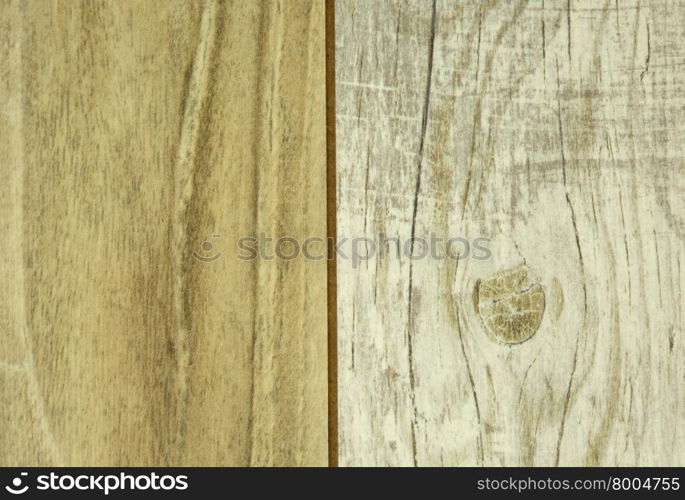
[336,0,684,466]
[0,0,327,466]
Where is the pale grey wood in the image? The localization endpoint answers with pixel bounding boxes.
[336,0,685,466]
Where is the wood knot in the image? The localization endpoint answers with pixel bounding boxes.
[473,264,545,345]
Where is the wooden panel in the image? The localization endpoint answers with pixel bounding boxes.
[0,0,327,466]
[336,0,684,466]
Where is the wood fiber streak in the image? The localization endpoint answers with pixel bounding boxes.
[336,0,685,466]
[0,0,327,466]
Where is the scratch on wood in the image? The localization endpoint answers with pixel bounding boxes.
[567,0,572,61]
[406,0,438,468]
[640,22,650,82]
[554,56,587,466]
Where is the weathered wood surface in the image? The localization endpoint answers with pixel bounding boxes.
[336,0,684,466]
[0,0,327,466]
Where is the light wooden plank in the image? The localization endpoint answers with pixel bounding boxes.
[336,0,684,466]
[0,0,327,466]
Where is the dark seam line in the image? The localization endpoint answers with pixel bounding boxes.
[325,0,339,468]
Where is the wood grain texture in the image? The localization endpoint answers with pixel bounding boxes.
[1,0,327,466]
[336,0,684,466]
